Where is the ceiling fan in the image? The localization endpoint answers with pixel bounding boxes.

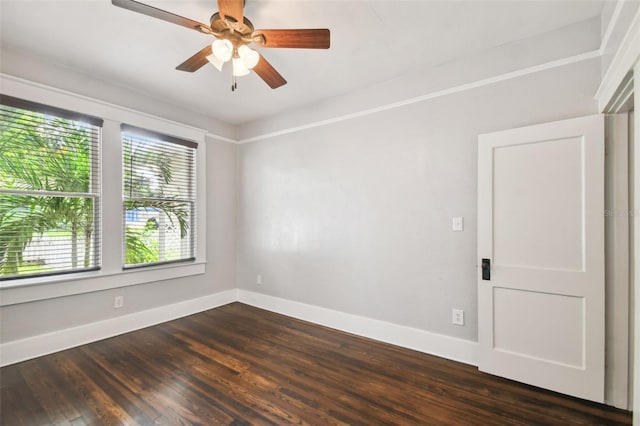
[112,0,330,91]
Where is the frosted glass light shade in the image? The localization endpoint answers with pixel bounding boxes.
[232,57,250,76]
[212,39,233,62]
[206,53,225,72]
[238,45,260,69]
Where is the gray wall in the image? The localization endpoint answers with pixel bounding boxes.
[235,18,603,342]
[237,59,601,342]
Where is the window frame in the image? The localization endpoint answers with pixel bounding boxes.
[121,124,198,269]
[0,77,207,306]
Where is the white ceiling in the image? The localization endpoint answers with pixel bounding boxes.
[0,0,604,125]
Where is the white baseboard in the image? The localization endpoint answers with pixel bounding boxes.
[1,289,478,368]
[237,290,478,366]
[0,289,238,367]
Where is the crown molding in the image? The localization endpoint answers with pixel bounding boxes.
[595,7,640,111]
[599,0,626,55]
[238,50,600,144]
[206,132,238,144]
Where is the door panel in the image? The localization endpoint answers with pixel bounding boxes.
[493,137,584,271]
[493,288,584,367]
[477,115,604,402]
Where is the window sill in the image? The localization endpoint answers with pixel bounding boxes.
[0,261,206,306]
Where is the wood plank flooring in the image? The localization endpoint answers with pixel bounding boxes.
[0,302,632,425]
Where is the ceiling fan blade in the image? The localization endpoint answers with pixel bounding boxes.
[253,54,287,89]
[112,0,212,34]
[176,45,213,72]
[253,29,330,49]
[218,0,244,24]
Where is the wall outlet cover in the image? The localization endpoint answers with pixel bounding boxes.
[452,308,464,325]
[114,296,124,309]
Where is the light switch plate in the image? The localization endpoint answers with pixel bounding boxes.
[452,217,464,232]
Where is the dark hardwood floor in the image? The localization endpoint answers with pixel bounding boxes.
[0,302,632,425]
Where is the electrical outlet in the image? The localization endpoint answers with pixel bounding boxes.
[257,274,262,285]
[452,308,464,325]
[114,296,124,309]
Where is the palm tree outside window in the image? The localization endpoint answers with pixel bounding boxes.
[121,125,196,268]
[0,95,102,279]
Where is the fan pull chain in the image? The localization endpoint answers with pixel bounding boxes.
[231,74,238,92]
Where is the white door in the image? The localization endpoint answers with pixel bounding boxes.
[477,115,605,402]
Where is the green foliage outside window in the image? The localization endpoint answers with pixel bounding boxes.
[0,105,191,278]
[122,131,193,267]
[0,109,96,277]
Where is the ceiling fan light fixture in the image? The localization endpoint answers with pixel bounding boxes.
[232,57,250,77]
[206,53,225,72]
[212,39,233,62]
[238,45,260,69]
[111,0,330,90]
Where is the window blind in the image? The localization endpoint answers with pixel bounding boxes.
[0,95,102,280]
[121,124,196,268]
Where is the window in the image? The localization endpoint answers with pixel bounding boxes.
[122,125,196,268]
[0,95,102,279]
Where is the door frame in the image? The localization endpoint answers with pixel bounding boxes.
[600,62,637,418]
[594,10,638,416]
[633,64,639,424]
[604,113,631,409]
[606,60,638,421]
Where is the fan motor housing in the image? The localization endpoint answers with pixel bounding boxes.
[210,12,254,36]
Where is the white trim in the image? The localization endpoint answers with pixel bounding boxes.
[237,290,478,366]
[1,74,207,143]
[604,113,631,409]
[632,61,640,426]
[0,289,478,368]
[600,0,625,55]
[595,8,640,111]
[206,132,238,144]
[238,50,600,144]
[0,289,238,367]
[0,262,206,306]
[196,140,207,264]
[0,74,241,145]
[606,73,634,114]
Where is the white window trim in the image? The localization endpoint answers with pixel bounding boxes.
[0,75,207,306]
